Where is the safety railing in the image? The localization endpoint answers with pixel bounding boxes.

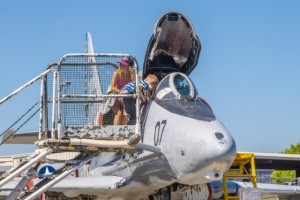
[0,53,143,200]
[1,53,142,148]
[40,53,141,143]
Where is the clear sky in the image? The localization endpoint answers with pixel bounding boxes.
[0,1,300,156]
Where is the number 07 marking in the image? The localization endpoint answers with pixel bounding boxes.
[154,120,167,146]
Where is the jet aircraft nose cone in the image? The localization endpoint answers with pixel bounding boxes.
[176,119,236,184]
[206,130,237,164]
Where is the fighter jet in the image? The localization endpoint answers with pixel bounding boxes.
[0,12,236,200]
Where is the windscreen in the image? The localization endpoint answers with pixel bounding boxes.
[154,73,215,121]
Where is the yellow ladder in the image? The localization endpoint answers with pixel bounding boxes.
[223,152,257,199]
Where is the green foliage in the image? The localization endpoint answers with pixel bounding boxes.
[282,143,300,154]
[272,170,295,183]
[271,143,300,184]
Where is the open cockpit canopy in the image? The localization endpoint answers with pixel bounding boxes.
[143,11,201,80]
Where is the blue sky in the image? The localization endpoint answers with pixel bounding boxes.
[1,1,300,155]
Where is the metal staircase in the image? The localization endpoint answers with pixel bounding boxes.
[0,53,145,200]
[223,152,258,199]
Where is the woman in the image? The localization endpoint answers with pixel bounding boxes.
[110,57,135,125]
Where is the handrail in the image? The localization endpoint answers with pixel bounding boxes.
[0,68,53,105]
[62,94,136,98]
[0,148,53,188]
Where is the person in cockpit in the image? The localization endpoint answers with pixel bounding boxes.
[120,74,159,125]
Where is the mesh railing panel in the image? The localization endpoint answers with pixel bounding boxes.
[42,66,56,133]
[43,54,138,130]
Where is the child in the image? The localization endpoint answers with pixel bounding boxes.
[120,74,159,125]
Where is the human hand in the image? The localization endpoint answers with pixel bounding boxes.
[119,90,128,94]
[140,97,148,103]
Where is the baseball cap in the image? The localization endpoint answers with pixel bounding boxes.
[118,57,134,67]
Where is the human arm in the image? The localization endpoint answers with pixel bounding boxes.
[110,72,120,93]
[138,84,148,103]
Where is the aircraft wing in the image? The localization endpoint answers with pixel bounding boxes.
[0,176,126,199]
[1,129,39,144]
[236,181,300,199]
[210,180,300,199]
[51,176,125,190]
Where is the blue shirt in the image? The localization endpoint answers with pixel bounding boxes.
[121,80,149,94]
